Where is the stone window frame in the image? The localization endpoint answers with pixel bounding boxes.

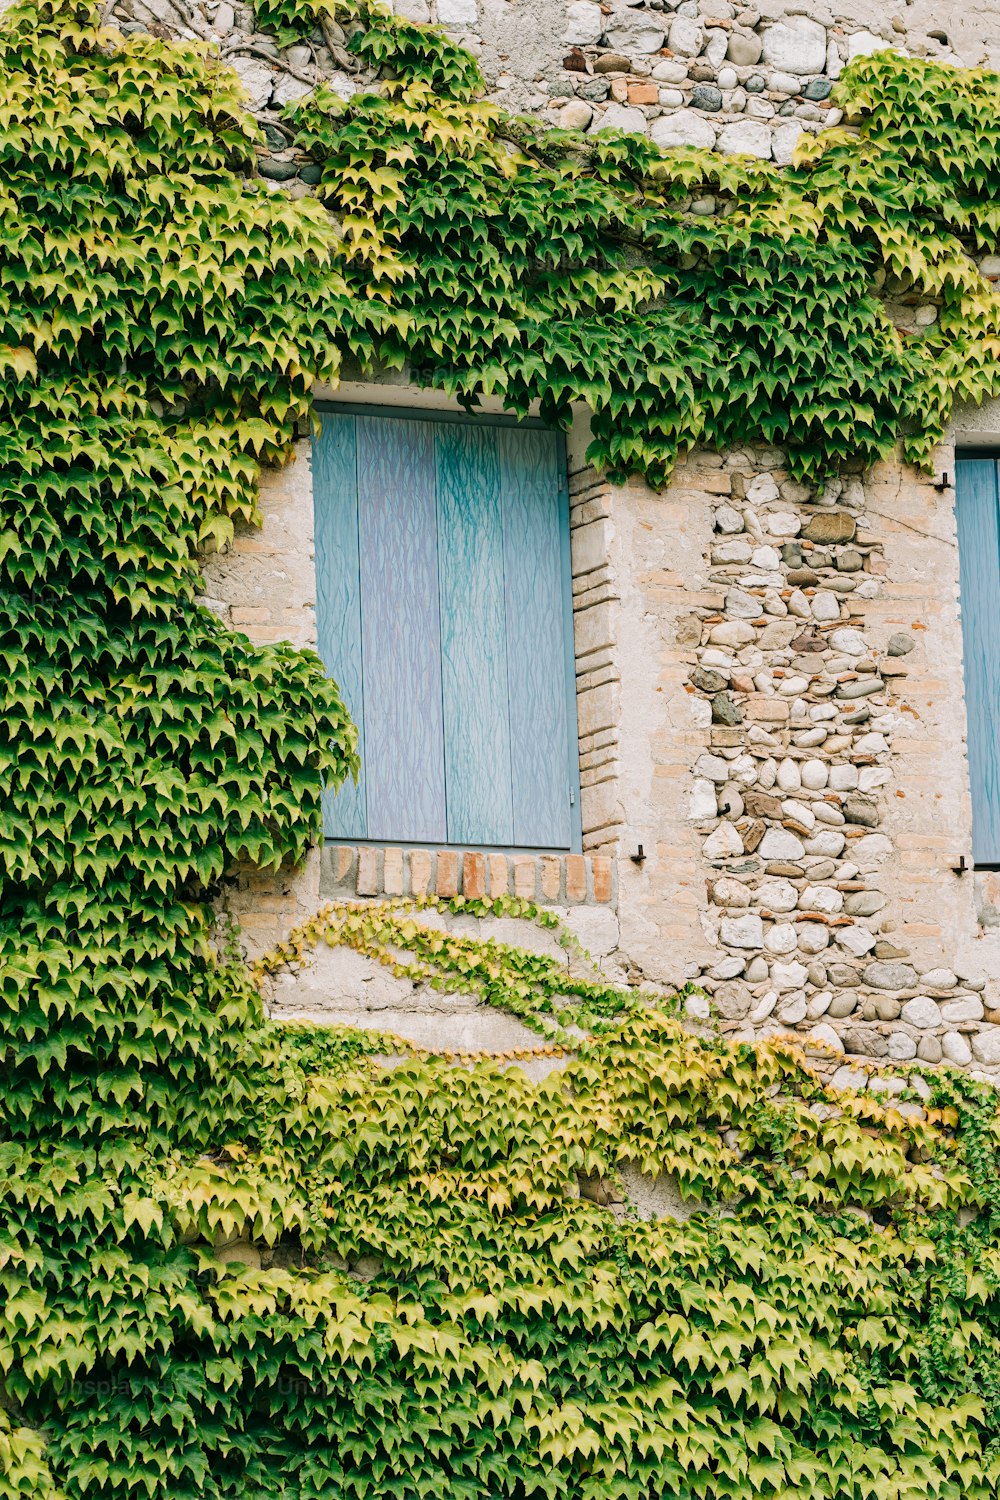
[202,374,627,945]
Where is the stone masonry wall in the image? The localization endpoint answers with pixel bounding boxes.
[121,0,1000,1083]
[107,0,1000,187]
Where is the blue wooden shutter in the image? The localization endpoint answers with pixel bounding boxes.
[313,409,579,850]
[956,457,1000,864]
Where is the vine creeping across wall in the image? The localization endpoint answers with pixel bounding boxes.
[4,0,1000,1496]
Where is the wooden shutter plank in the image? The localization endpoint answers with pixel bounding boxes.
[956,458,1000,864]
[313,412,367,839]
[357,415,447,843]
[500,426,574,850]
[436,423,513,845]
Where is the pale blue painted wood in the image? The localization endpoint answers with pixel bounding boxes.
[499,426,574,850]
[356,415,447,843]
[435,423,513,845]
[312,413,367,840]
[956,458,1000,864]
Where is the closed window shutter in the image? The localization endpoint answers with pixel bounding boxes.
[314,409,579,851]
[956,457,1000,864]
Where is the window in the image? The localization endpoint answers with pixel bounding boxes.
[956,454,1000,864]
[313,406,581,851]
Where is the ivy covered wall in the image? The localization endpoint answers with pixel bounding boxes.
[5,0,1000,1496]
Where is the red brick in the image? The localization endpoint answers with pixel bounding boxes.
[462,851,486,900]
[540,856,562,902]
[408,849,432,897]
[591,856,613,904]
[627,82,658,105]
[512,856,537,900]
[488,853,509,897]
[436,849,460,899]
[331,845,355,886]
[565,854,587,903]
[357,847,380,897]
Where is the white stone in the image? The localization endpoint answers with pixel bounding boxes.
[800,759,828,790]
[782,799,815,830]
[806,990,833,1019]
[713,876,752,908]
[231,57,274,109]
[922,967,958,990]
[901,995,942,1029]
[779,675,809,697]
[720,913,764,948]
[765,922,797,954]
[591,104,647,134]
[942,1031,973,1066]
[704,28,728,67]
[652,60,689,83]
[795,728,827,748]
[859,768,892,794]
[726,587,762,619]
[771,123,805,167]
[710,955,745,980]
[272,73,314,106]
[852,833,893,867]
[703,822,744,859]
[777,993,807,1024]
[709,620,756,646]
[836,924,877,957]
[394,0,431,17]
[775,757,800,792]
[436,0,476,19]
[756,758,777,788]
[759,828,805,861]
[755,878,798,912]
[800,885,842,914]
[685,994,711,1020]
[887,1032,917,1061]
[751,545,781,571]
[761,17,827,76]
[667,15,704,55]
[827,38,843,79]
[854,733,889,756]
[771,959,809,992]
[764,510,800,536]
[717,66,738,90]
[694,754,730,783]
[829,628,867,657]
[829,764,859,792]
[797,923,829,954]
[651,110,717,150]
[787,589,811,619]
[973,1030,1000,1066]
[210,1,235,31]
[811,590,841,622]
[847,29,891,60]
[561,101,595,130]
[941,998,984,1023]
[803,830,845,858]
[714,504,743,534]
[717,120,773,159]
[750,991,778,1022]
[813,803,844,826]
[689,779,719,820]
[715,540,753,563]
[563,0,603,43]
[808,1023,844,1053]
[746,475,779,505]
[605,11,666,51]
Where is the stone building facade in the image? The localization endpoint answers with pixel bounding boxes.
[111,0,1000,1081]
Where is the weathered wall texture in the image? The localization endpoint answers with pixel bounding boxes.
[148,0,1000,1082]
[110,0,1000,184]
